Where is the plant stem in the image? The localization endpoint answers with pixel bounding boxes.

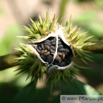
[83,41,103,54]
[0,41,103,71]
[58,0,69,24]
[0,51,22,71]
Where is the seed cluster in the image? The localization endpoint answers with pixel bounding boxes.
[35,37,73,67]
[35,38,55,63]
[53,38,73,66]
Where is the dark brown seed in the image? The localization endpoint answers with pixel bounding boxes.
[58,52,62,56]
[51,46,55,50]
[41,50,45,54]
[58,44,63,48]
[45,45,50,50]
[51,38,56,42]
[44,51,50,56]
[41,43,45,49]
[62,53,65,60]
[50,48,55,53]
[58,42,61,45]
[51,42,56,45]
[44,42,51,45]
[44,40,51,45]
[55,56,61,61]
[58,48,66,52]
[58,40,61,44]
[65,48,69,52]
[44,40,51,43]
[36,48,41,53]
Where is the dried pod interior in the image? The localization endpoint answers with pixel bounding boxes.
[35,37,55,64]
[53,38,73,67]
[34,36,73,68]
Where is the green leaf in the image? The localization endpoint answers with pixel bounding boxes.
[11,79,100,103]
[11,81,37,103]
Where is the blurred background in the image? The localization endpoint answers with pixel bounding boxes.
[0,0,103,102]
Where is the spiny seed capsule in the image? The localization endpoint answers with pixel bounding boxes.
[16,13,94,89]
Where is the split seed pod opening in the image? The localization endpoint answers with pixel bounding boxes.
[31,31,74,71]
